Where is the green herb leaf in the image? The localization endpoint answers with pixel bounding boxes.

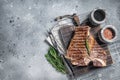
[85,37,90,55]
[49,47,58,59]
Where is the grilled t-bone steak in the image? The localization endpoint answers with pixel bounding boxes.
[66,26,91,66]
[66,26,107,67]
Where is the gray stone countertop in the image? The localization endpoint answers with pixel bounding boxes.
[0,0,120,80]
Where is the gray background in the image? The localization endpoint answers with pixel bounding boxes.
[0,0,120,80]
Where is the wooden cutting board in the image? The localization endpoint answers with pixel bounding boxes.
[59,19,113,77]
